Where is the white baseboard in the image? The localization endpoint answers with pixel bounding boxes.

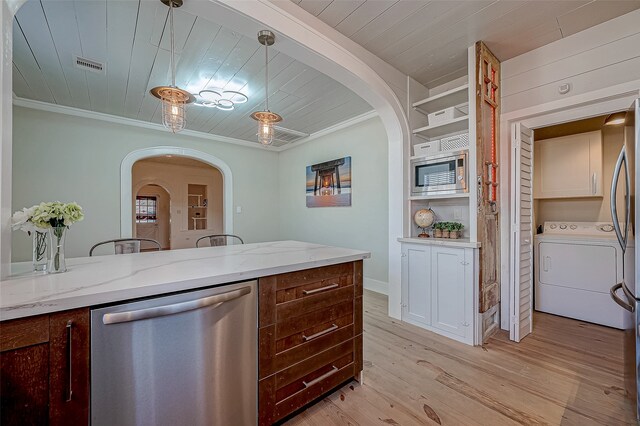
[364,277,388,295]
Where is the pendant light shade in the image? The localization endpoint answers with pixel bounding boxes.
[604,111,626,126]
[151,86,194,133]
[150,0,194,133]
[251,30,283,146]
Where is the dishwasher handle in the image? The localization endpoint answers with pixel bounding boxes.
[102,286,252,325]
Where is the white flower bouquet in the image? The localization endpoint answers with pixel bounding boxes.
[31,201,84,229]
[11,206,38,234]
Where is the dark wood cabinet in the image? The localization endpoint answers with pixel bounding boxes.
[258,260,363,425]
[0,308,90,426]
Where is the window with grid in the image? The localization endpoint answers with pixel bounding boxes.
[136,196,157,223]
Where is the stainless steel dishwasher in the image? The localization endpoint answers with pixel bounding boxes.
[91,280,257,426]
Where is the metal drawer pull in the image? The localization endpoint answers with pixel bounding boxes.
[302,366,339,388]
[302,324,338,342]
[302,283,339,295]
[103,286,251,324]
[66,320,73,402]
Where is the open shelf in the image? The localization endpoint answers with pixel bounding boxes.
[412,115,469,139]
[188,184,207,231]
[412,84,469,114]
[409,192,470,201]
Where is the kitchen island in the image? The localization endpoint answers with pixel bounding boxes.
[0,241,369,425]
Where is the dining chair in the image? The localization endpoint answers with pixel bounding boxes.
[89,238,162,256]
[195,234,244,248]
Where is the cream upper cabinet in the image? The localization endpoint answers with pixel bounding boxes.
[534,131,603,199]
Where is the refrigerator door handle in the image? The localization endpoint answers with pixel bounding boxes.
[611,283,635,312]
[611,146,627,250]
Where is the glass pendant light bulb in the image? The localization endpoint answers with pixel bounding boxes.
[257,120,275,146]
[161,92,186,133]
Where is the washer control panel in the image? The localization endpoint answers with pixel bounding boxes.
[543,221,622,237]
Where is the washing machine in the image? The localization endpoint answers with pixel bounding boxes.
[534,221,634,329]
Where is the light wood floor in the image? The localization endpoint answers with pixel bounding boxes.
[286,290,636,425]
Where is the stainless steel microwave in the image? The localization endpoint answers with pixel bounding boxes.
[410,150,468,195]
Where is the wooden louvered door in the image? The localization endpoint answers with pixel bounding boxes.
[510,123,534,342]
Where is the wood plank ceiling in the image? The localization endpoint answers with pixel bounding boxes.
[291,0,640,88]
[12,0,373,146]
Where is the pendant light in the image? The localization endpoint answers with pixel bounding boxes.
[150,0,194,133]
[251,30,282,146]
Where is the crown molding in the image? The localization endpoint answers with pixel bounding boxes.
[278,110,378,151]
[12,97,273,151]
[12,97,379,153]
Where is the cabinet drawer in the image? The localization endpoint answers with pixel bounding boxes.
[274,340,354,421]
[277,283,353,320]
[275,263,354,304]
[276,300,353,340]
[272,321,353,374]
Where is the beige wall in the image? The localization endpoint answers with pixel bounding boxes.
[278,117,389,292]
[535,126,625,228]
[132,160,224,249]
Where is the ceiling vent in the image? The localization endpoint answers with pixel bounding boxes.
[270,126,309,147]
[74,55,105,74]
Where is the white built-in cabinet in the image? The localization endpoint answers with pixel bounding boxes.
[534,131,603,199]
[401,243,475,344]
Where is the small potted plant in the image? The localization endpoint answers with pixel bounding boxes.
[449,222,464,239]
[433,222,444,238]
[441,222,450,238]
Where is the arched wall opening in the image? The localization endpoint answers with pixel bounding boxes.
[131,155,225,250]
[134,183,172,250]
[121,147,233,241]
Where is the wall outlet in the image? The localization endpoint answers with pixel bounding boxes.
[453,207,462,220]
[236,206,242,214]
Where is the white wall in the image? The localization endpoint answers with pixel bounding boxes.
[132,160,224,249]
[11,106,280,261]
[501,10,640,114]
[278,117,389,294]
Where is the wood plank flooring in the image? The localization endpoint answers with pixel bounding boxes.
[285,290,636,425]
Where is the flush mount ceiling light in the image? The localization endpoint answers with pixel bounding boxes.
[251,30,282,146]
[604,111,627,126]
[150,0,194,133]
[196,89,248,111]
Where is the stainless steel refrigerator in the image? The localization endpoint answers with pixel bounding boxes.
[609,99,639,420]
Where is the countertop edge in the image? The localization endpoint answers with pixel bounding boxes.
[397,237,481,248]
[1,250,370,322]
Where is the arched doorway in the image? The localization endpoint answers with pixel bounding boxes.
[134,184,171,250]
[131,155,225,250]
[121,147,233,240]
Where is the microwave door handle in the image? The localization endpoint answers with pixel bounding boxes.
[611,147,626,250]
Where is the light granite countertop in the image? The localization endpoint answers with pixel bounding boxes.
[0,241,370,321]
[397,237,481,249]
